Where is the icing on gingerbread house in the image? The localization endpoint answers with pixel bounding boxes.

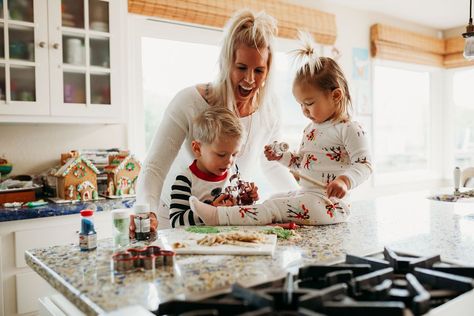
[54,155,100,201]
[104,152,141,196]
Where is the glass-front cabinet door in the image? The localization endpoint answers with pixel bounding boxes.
[0,0,49,115]
[49,0,118,118]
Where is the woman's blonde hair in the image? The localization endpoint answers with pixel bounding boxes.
[210,9,278,116]
[193,107,243,144]
[291,31,352,122]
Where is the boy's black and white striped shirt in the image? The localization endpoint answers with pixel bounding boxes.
[169,161,230,228]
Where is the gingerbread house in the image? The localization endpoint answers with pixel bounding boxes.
[104,152,141,196]
[54,154,100,201]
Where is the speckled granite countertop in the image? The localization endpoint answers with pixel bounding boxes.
[0,198,135,222]
[25,193,474,315]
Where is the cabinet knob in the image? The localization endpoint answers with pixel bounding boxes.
[39,41,46,48]
[52,43,60,49]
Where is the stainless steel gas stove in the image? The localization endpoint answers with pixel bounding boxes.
[157,248,474,315]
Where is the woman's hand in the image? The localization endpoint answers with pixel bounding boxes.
[326,176,350,199]
[150,212,158,232]
[264,145,282,161]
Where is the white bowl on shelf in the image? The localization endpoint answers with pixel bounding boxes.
[90,21,108,32]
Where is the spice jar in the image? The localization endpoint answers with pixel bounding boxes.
[111,209,131,248]
[79,209,97,251]
[133,204,151,241]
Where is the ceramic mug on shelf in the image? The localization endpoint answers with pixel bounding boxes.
[65,38,83,65]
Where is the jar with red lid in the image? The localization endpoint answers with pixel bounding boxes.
[79,209,97,251]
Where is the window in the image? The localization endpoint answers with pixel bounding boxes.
[373,64,431,174]
[141,38,219,148]
[453,68,474,168]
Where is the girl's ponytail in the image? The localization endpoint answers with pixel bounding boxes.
[291,31,322,78]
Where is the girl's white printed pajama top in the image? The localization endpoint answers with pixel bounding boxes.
[215,120,373,226]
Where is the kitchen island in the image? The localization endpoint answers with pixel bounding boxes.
[25,192,474,314]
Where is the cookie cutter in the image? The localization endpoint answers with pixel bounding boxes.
[112,245,175,272]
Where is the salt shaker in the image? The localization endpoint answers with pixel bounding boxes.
[454,166,461,195]
[79,209,97,251]
[269,141,289,155]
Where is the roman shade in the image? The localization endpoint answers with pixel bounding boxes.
[128,0,337,45]
[371,23,474,69]
[370,24,444,67]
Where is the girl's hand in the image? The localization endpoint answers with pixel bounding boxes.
[264,145,282,161]
[326,176,350,199]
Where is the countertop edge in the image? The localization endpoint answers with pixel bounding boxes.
[25,249,105,315]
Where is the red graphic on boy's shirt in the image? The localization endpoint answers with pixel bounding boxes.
[288,154,302,169]
[325,202,343,218]
[323,146,344,162]
[239,207,258,221]
[303,154,318,169]
[287,203,310,220]
[306,129,316,141]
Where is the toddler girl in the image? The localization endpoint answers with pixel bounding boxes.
[190,32,372,226]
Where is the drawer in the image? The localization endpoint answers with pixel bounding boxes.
[39,294,85,316]
[16,271,56,314]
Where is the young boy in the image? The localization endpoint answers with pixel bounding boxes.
[163,107,258,228]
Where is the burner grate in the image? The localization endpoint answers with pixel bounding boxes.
[156,247,474,316]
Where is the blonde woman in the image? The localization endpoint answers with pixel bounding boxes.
[136,9,298,228]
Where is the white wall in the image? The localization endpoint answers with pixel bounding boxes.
[0,124,127,175]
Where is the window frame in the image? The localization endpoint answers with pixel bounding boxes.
[127,16,223,161]
[445,65,474,177]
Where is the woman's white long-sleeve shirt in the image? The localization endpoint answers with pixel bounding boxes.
[136,86,299,211]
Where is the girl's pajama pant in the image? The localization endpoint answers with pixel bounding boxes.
[216,189,350,225]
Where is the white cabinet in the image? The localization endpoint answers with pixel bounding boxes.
[0,0,123,123]
[0,211,113,316]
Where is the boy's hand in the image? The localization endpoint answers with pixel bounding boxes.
[264,145,282,161]
[326,176,350,199]
[248,182,259,202]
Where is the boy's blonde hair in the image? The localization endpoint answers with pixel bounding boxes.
[193,107,243,144]
[291,31,352,122]
[210,9,278,115]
